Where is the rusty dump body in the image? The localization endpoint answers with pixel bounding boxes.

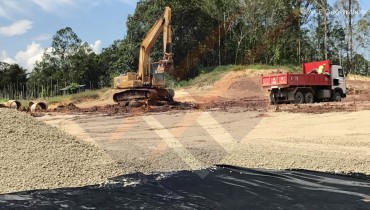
[261,60,332,88]
[261,72,331,88]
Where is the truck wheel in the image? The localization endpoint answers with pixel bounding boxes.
[270,92,277,105]
[305,92,314,103]
[294,92,304,104]
[332,92,341,102]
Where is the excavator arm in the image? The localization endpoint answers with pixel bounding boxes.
[138,6,172,83]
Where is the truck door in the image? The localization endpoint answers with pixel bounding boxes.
[330,65,346,95]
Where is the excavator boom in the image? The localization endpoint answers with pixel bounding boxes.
[139,7,172,82]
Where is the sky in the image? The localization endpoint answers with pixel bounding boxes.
[0,0,369,71]
[0,0,139,71]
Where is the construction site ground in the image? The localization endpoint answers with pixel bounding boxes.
[2,69,370,193]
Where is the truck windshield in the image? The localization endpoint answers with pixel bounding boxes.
[338,68,344,77]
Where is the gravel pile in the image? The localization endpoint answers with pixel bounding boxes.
[0,108,124,194]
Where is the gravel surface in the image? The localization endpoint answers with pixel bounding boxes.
[0,108,124,194]
[42,110,370,177]
[42,111,261,175]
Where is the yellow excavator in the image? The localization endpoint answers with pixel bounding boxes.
[113,7,174,106]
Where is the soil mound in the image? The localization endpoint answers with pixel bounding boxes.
[0,108,123,194]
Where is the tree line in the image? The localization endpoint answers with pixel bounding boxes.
[1,0,370,99]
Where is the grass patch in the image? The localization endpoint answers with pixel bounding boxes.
[70,91,99,103]
[245,64,300,72]
[1,89,103,108]
[47,95,71,104]
[176,65,242,88]
[176,64,300,88]
[46,90,101,104]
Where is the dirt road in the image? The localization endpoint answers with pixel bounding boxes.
[40,109,370,176]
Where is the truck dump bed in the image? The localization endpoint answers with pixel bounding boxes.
[261,73,331,88]
[261,60,332,88]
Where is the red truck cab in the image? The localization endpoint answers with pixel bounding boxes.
[261,60,346,104]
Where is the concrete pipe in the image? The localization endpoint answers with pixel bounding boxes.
[29,101,48,112]
[5,100,21,110]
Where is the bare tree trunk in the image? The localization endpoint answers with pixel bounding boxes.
[298,39,301,62]
[323,0,328,60]
[219,24,221,66]
[235,41,241,65]
[348,0,353,72]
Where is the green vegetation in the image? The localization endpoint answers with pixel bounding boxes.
[1,0,369,100]
[176,66,235,87]
[47,90,100,104]
[176,64,299,88]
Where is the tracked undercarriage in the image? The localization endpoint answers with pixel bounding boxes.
[112,88,175,106]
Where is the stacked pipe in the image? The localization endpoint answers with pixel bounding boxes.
[0,100,48,112]
[29,101,48,112]
[0,100,21,110]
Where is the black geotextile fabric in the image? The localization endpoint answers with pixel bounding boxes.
[1,165,370,210]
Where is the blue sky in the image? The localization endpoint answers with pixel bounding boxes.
[0,0,139,70]
[0,0,369,71]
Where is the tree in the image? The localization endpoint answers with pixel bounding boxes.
[0,62,28,99]
[356,10,370,51]
[313,0,328,60]
[335,0,360,72]
[30,27,101,92]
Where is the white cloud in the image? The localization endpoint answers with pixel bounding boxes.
[1,0,137,18]
[0,42,44,71]
[30,0,137,13]
[0,20,33,37]
[15,42,44,71]
[33,33,52,41]
[31,0,75,12]
[90,40,102,54]
[0,50,16,64]
[0,0,26,19]
[0,7,10,19]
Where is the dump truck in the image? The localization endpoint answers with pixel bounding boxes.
[261,60,346,104]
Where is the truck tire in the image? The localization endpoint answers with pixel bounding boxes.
[270,91,277,105]
[294,92,304,104]
[305,92,314,103]
[332,92,341,102]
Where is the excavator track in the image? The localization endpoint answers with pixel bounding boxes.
[113,88,175,105]
[113,89,158,103]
